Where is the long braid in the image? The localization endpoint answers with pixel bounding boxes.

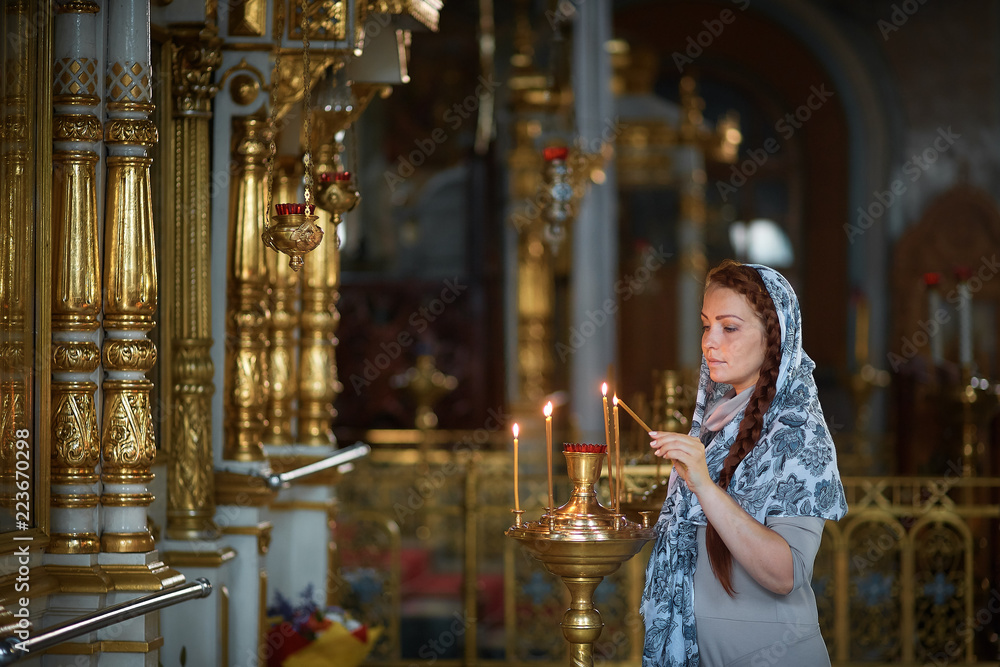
[702,261,782,596]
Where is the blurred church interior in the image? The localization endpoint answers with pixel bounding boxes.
[1,0,999,664]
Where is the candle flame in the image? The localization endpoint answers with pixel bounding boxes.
[544,401,553,417]
[612,394,619,406]
[601,382,608,396]
[513,423,519,438]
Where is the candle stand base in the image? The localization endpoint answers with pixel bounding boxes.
[506,449,654,667]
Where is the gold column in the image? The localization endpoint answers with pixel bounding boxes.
[101,43,159,553]
[0,0,37,521]
[510,127,554,403]
[507,0,559,404]
[165,22,222,539]
[264,157,301,445]
[516,227,553,404]
[49,0,102,554]
[297,139,342,446]
[224,111,271,460]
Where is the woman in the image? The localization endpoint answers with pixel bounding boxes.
[642,261,847,666]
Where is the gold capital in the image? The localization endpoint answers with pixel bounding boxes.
[169,22,222,116]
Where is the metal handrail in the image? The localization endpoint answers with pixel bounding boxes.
[263,442,371,491]
[0,578,212,665]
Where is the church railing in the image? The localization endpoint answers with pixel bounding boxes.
[334,439,1000,666]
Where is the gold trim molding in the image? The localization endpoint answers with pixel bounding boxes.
[163,546,237,569]
[56,0,100,13]
[214,470,277,506]
[43,637,165,654]
[220,522,272,555]
[228,0,266,37]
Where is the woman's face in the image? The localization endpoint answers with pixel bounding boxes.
[701,285,767,393]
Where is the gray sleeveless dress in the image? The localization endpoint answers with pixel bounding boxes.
[693,516,830,666]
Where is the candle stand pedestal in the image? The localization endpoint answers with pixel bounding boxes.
[506,448,654,667]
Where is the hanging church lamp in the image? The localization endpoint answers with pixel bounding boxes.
[531,14,607,255]
[314,64,361,227]
[262,0,324,271]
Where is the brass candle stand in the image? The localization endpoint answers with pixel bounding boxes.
[506,445,654,667]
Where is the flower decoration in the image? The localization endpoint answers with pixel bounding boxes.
[265,585,380,667]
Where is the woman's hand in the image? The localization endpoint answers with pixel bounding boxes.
[650,432,796,595]
[649,432,711,493]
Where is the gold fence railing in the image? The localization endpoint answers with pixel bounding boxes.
[333,444,1000,666]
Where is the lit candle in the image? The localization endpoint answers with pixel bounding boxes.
[956,267,973,368]
[544,401,554,513]
[512,423,520,513]
[602,383,615,511]
[924,273,943,365]
[612,395,621,514]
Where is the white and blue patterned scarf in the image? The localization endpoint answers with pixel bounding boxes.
[640,264,848,666]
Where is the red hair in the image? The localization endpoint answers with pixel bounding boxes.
[703,260,781,596]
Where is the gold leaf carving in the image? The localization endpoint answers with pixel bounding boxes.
[52,386,100,468]
[103,338,158,372]
[101,384,156,469]
[170,24,222,114]
[104,118,159,147]
[52,341,101,373]
[54,114,102,142]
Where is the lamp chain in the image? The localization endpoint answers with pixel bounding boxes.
[301,0,314,208]
[265,0,285,226]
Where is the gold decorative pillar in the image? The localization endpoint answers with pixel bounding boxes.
[264,157,302,445]
[165,22,222,539]
[101,0,159,554]
[0,0,37,522]
[49,0,102,554]
[298,140,342,446]
[224,111,271,460]
[46,2,103,553]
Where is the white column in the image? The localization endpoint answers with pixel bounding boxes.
[570,0,618,439]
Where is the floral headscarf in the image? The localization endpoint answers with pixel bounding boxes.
[641,264,847,666]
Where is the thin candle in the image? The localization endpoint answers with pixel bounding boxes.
[512,423,520,513]
[616,395,653,434]
[602,383,615,512]
[544,401,554,513]
[612,395,621,514]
